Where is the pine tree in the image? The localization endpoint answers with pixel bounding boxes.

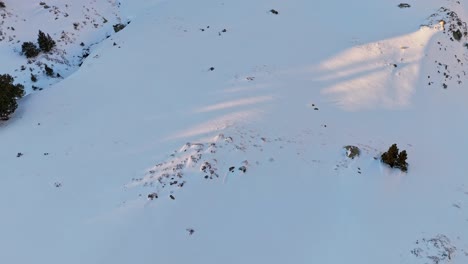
[381,144,409,172]
[0,74,25,120]
[381,143,399,167]
[37,30,56,52]
[397,150,408,171]
[22,42,40,58]
[30,73,37,82]
[44,64,54,77]
[0,2,5,8]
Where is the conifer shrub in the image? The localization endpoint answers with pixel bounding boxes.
[37,30,56,52]
[113,23,126,33]
[30,73,37,82]
[44,64,54,76]
[0,2,5,8]
[453,29,462,41]
[0,74,25,120]
[22,42,40,58]
[381,144,408,172]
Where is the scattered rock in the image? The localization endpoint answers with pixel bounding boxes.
[398,3,411,8]
[113,23,126,33]
[16,152,23,158]
[344,145,360,159]
[410,235,456,263]
[270,9,279,15]
[238,166,247,173]
[148,193,158,200]
[439,20,446,30]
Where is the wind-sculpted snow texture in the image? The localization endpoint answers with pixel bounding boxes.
[1,0,468,264]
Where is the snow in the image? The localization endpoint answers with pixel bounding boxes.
[0,0,123,93]
[1,0,468,263]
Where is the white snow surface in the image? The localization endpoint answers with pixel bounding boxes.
[1,0,468,263]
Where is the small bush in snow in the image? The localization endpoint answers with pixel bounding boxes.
[22,42,41,58]
[37,30,56,52]
[113,23,126,33]
[0,74,25,120]
[0,2,5,8]
[44,64,54,77]
[30,73,37,82]
[381,144,408,172]
[32,85,42,91]
[453,29,462,41]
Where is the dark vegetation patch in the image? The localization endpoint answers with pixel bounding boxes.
[381,144,408,172]
[22,42,40,58]
[0,74,24,120]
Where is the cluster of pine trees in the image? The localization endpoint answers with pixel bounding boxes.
[381,144,408,172]
[1,30,57,120]
[21,30,56,58]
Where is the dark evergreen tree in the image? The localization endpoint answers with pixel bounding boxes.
[21,42,40,58]
[0,2,5,8]
[30,73,37,82]
[381,143,399,167]
[396,150,408,171]
[44,64,54,77]
[453,30,462,41]
[381,144,409,172]
[0,74,25,120]
[37,30,56,52]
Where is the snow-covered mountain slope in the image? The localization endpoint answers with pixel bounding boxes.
[0,0,124,93]
[1,0,468,263]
